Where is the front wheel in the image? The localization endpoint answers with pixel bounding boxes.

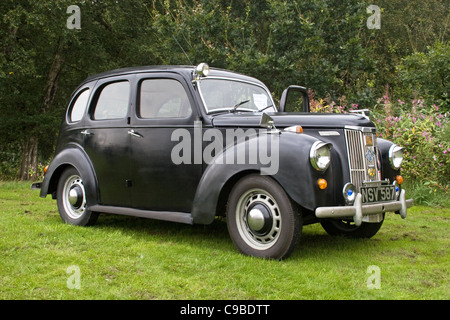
[57,167,98,226]
[320,214,384,238]
[226,174,302,260]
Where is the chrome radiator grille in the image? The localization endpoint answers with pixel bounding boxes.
[344,128,379,191]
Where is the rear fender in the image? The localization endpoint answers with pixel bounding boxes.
[39,144,99,207]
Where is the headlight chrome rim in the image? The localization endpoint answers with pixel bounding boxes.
[310,141,332,171]
[389,144,404,170]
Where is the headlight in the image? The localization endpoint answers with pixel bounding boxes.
[310,141,332,171]
[389,145,404,170]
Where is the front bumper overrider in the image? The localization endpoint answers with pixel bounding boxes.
[315,189,414,226]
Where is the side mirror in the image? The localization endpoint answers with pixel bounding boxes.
[279,85,310,113]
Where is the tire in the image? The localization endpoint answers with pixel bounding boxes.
[57,167,98,226]
[226,174,302,260]
[320,214,384,238]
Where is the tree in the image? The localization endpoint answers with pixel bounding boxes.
[0,0,156,179]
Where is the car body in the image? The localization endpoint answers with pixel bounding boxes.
[32,63,413,259]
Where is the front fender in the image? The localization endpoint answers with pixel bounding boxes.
[38,143,99,207]
[191,131,332,224]
[377,138,401,181]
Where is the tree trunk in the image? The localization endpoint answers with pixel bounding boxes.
[42,38,65,113]
[19,38,66,180]
[19,135,38,180]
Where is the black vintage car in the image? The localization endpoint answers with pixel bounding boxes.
[32,63,413,259]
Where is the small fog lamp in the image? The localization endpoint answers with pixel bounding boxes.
[393,180,400,199]
[343,183,356,204]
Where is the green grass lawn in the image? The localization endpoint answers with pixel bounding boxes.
[0,181,448,300]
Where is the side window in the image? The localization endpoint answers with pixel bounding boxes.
[139,79,192,118]
[69,89,90,123]
[93,81,130,120]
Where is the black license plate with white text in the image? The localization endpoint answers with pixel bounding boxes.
[361,185,396,203]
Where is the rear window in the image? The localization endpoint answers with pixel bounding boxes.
[69,89,90,123]
[93,81,130,120]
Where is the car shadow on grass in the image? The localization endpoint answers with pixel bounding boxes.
[93,213,378,260]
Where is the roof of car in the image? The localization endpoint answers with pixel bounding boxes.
[81,65,265,87]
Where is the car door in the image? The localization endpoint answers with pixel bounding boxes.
[83,76,133,207]
[129,74,202,212]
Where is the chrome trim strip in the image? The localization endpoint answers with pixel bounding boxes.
[344,125,377,133]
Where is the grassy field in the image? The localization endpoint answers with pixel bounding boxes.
[0,181,448,300]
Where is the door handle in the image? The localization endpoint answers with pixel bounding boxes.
[128,129,143,138]
[81,130,93,135]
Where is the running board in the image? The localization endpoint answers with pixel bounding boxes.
[88,205,193,225]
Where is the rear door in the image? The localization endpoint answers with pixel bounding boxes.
[129,73,202,212]
[83,76,133,207]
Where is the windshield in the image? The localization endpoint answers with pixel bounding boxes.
[198,78,276,114]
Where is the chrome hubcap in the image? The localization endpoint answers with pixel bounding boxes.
[236,188,281,250]
[247,203,273,236]
[62,175,86,219]
[68,186,83,207]
[247,207,265,232]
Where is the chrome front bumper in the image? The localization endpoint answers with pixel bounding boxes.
[315,189,414,226]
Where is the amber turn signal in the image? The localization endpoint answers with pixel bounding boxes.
[396,175,404,185]
[318,178,327,190]
[44,165,49,176]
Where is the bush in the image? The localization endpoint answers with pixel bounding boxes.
[372,96,449,191]
[309,89,449,200]
[396,42,450,112]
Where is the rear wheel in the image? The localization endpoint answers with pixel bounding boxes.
[226,174,302,260]
[57,167,98,226]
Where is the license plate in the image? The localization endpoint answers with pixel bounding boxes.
[361,185,396,203]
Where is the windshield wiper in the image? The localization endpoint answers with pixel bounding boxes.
[255,105,275,113]
[229,99,250,113]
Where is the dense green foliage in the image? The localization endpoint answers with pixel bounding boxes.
[0,0,449,193]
